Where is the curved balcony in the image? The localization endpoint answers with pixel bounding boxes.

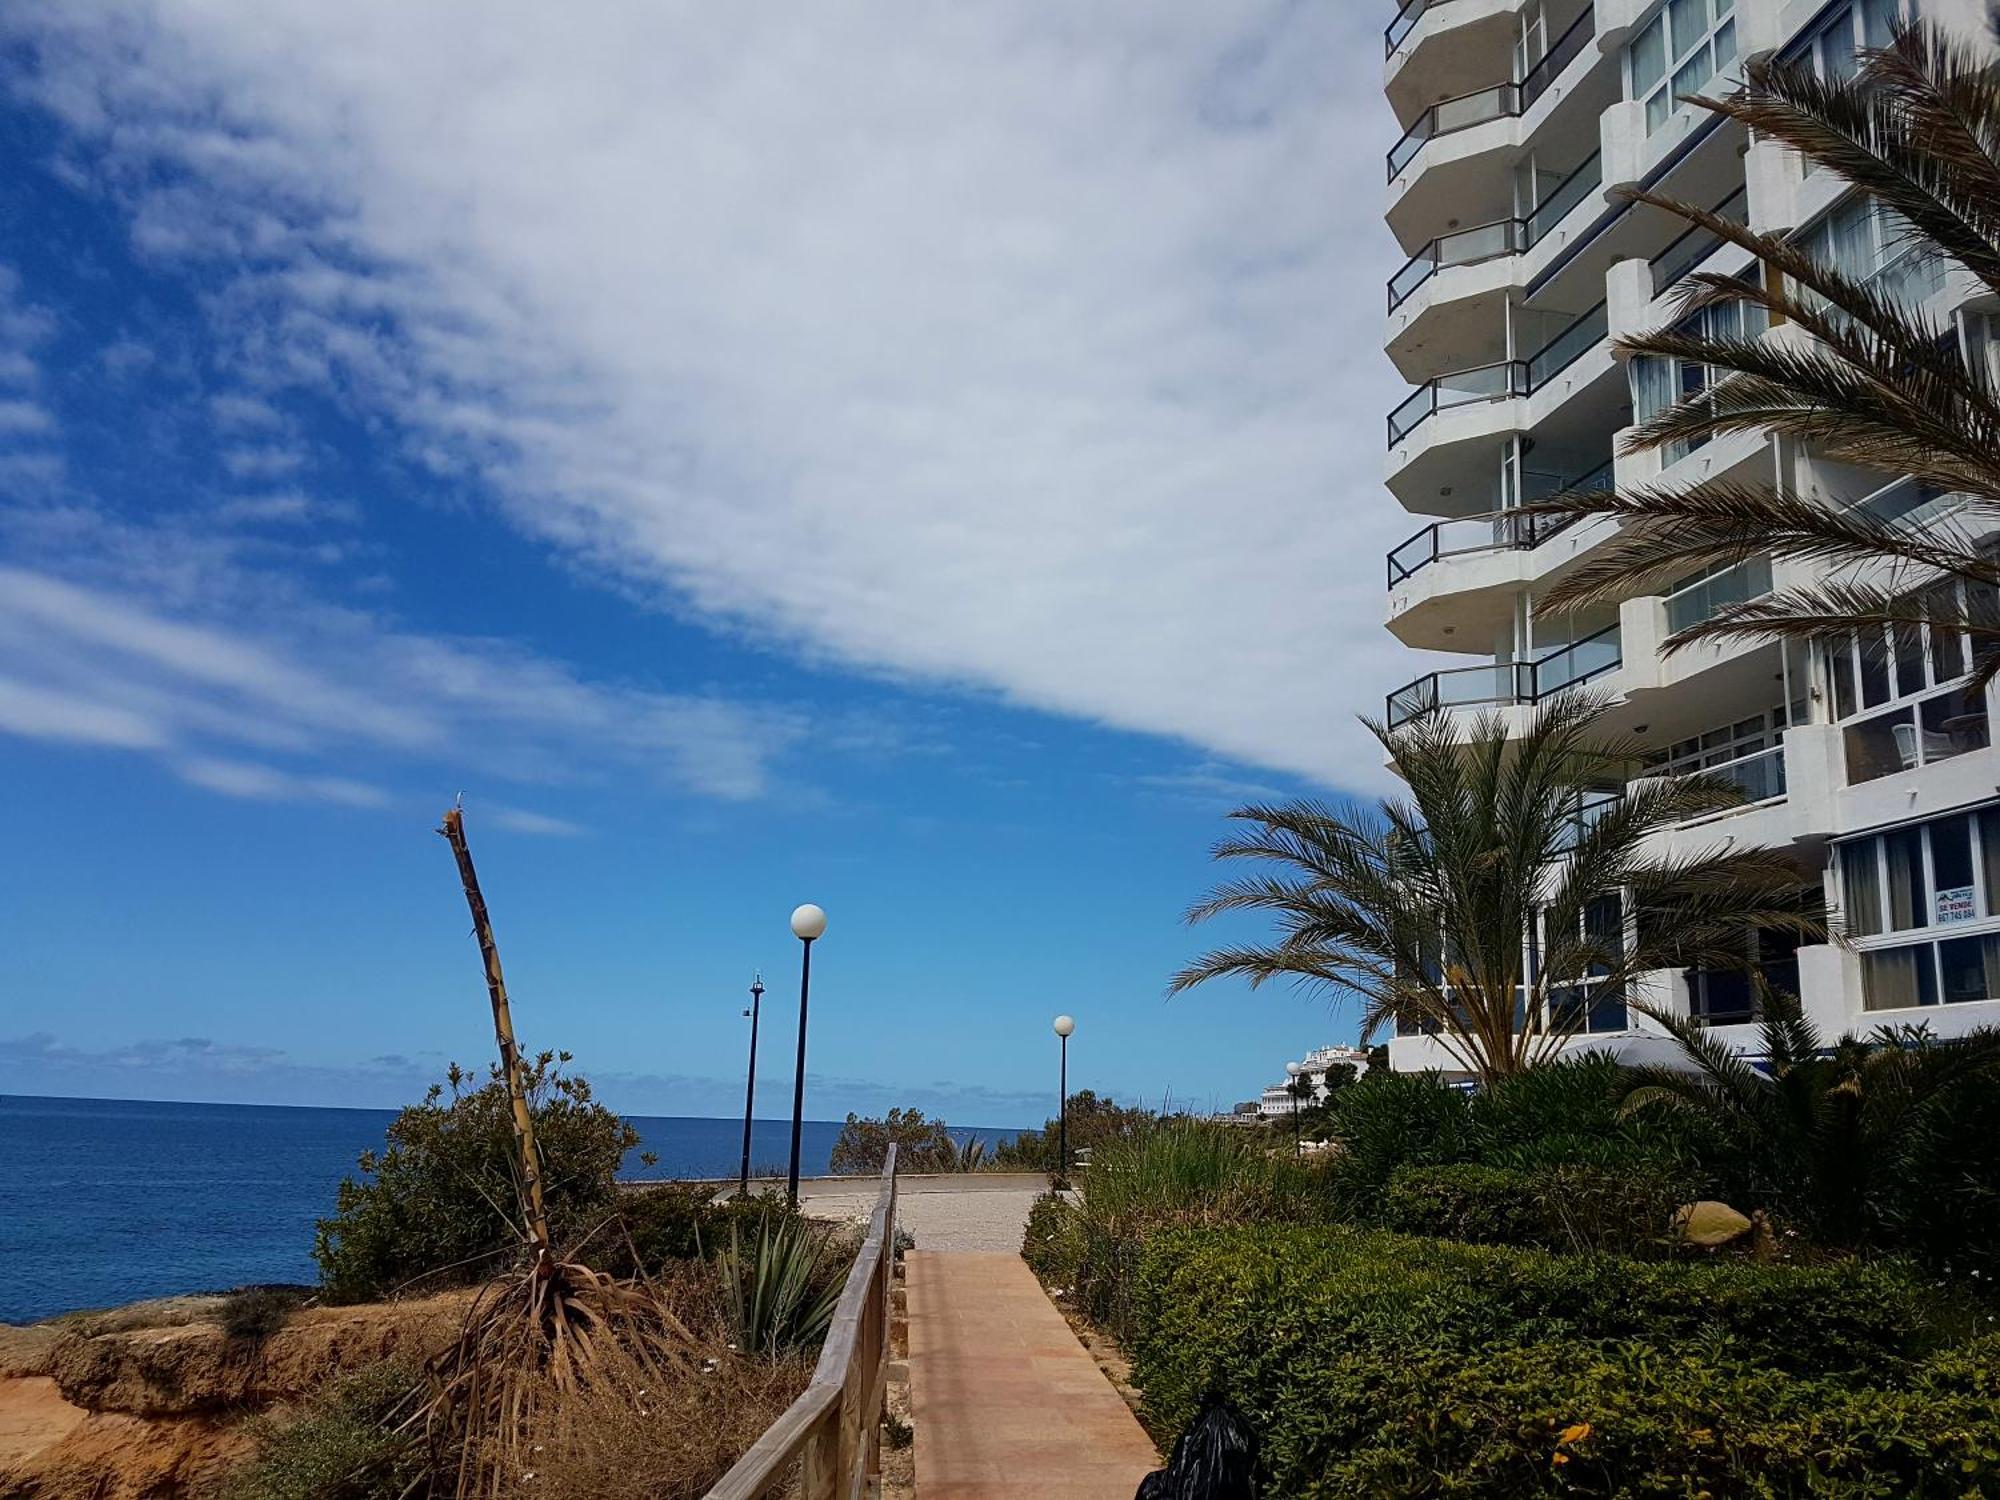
[1388,153,1601,315]
[1385,466,1607,590]
[1385,9,1595,182]
[1385,622,1622,728]
[1386,299,1608,448]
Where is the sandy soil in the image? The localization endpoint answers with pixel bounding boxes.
[798,1176,1045,1254]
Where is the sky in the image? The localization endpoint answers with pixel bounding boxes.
[0,1,1411,1127]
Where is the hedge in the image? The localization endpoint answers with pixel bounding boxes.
[1379,1162,1688,1256]
[1128,1226,1993,1497]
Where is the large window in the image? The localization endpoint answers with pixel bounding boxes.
[1801,0,1910,83]
[1629,279,1765,463]
[1640,703,1799,807]
[1793,196,1942,316]
[1628,0,1738,136]
[1687,925,1806,1026]
[1825,585,1993,784]
[1843,807,2000,1011]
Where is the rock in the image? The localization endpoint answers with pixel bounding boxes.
[46,1293,464,1419]
[0,1405,253,1500]
[1674,1200,1753,1248]
[0,1330,60,1382]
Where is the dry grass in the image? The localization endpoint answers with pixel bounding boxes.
[462,1260,811,1500]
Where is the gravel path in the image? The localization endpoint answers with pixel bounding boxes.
[799,1180,1043,1254]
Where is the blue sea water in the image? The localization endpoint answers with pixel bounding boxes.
[0,1094,1017,1324]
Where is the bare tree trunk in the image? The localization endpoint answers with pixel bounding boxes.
[439,807,552,1264]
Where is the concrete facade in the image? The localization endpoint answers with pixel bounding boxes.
[1380,0,2000,1071]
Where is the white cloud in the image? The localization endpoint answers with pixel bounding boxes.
[3,1,1410,788]
[174,754,389,808]
[0,514,809,804]
[482,804,587,837]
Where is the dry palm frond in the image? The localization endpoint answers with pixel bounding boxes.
[420,1253,702,1499]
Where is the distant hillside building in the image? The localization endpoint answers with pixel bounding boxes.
[1257,1045,1372,1117]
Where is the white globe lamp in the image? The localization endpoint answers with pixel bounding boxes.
[790,903,828,941]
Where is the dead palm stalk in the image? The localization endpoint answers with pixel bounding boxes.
[425,807,697,1498]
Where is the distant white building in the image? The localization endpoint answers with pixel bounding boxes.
[1256,1045,1372,1117]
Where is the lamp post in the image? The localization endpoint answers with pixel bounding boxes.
[1285,1061,1304,1157]
[1052,1015,1075,1179]
[786,904,827,1208]
[738,973,764,1199]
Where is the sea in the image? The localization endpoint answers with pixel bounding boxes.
[0,1094,1018,1325]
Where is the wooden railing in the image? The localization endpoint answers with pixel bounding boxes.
[706,1146,900,1500]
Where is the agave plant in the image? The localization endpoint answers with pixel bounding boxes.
[715,1212,844,1359]
[946,1135,988,1172]
[1171,693,1825,1085]
[1619,991,2000,1254]
[1529,23,2000,671]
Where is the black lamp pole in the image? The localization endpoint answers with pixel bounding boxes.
[1052,1015,1075,1179]
[738,973,763,1199]
[785,904,826,1209]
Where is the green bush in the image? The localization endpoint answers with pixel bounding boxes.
[1322,1069,1472,1199]
[218,1286,310,1340]
[1020,1120,1339,1341]
[219,1362,428,1500]
[828,1107,955,1174]
[314,1054,639,1303]
[992,1089,1154,1171]
[1381,1162,1686,1255]
[594,1182,791,1276]
[1128,1226,1985,1498]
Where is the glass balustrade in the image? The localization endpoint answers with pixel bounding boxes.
[1664,556,1773,634]
[1386,627,1621,727]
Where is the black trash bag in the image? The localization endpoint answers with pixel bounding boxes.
[1134,1392,1258,1499]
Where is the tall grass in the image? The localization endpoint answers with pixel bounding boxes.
[1029,1120,1337,1341]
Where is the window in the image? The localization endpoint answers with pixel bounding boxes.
[1542,893,1629,1034]
[1827,584,1991,784]
[1641,703,1799,807]
[1628,0,1737,135]
[1687,924,1806,1026]
[1793,196,1942,317]
[1843,807,2000,1010]
[1628,277,1766,463]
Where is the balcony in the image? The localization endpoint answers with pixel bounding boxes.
[1384,459,1610,587]
[1385,622,1621,728]
[1388,153,1601,314]
[1663,555,1773,636]
[1387,300,1607,446]
[1649,185,1748,298]
[1386,0,1459,57]
[1386,8,1594,180]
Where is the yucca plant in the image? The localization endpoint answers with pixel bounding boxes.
[946,1135,988,1172]
[1171,693,1825,1084]
[715,1213,844,1359]
[1529,21,2000,668]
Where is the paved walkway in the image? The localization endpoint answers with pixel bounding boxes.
[907,1251,1159,1499]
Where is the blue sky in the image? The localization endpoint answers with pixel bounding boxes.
[0,3,1407,1126]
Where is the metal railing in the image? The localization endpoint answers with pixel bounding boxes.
[1664,555,1773,634]
[707,1148,899,1500]
[1385,459,1610,587]
[1851,474,1954,527]
[1386,0,1464,57]
[1388,153,1601,313]
[1386,622,1622,726]
[1387,300,1607,446]
[1386,9,1593,180]
[1650,186,1748,295]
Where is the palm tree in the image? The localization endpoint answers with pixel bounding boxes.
[1618,991,2000,1252]
[1530,23,2000,671]
[1169,693,1824,1086]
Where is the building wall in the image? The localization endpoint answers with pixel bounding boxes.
[1380,0,2000,1072]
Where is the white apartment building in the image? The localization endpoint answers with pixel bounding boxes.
[1381,0,2000,1073]
[1258,1045,1374,1115]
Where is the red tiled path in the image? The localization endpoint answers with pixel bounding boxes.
[907,1250,1160,1499]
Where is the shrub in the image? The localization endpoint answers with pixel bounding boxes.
[593,1182,792,1277]
[992,1089,1154,1171]
[717,1212,850,1358]
[314,1054,639,1303]
[1022,1120,1339,1341]
[828,1107,954,1174]
[219,1362,428,1500]
[1321,1069,1472,1200]
[1381,1162,1686,1255]
[218,1286,310,1340]
[1128,1226,1982,1498]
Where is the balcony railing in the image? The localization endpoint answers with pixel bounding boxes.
[1851,474,1955,528]
[1386,8,1594,180]
[1650,186,1749,296]
[1643,743,1789,811]
[1385,459,1611,587]
[1387,300,1608,446]
[1386,0,1465,57]
[1387,153,1601,313]
[1664,555,1773,634]
[1386,623,1622,727]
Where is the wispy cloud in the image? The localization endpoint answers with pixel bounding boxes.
[3,1,1407,789]
[0,510,809,806]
